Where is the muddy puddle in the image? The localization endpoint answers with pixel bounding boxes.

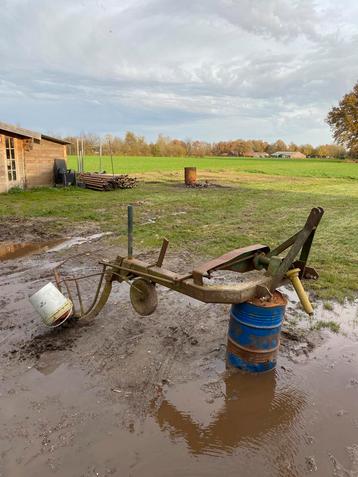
[0,239,64,261]
[1,239,358,476]
[151,336,358,476]
[2,331,358,476]
[0,232,112,262]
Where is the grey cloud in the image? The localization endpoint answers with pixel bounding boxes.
[0,0,357,144]
[139,0,321,41]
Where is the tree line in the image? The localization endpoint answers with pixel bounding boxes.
[65,132,348,158]
[64,80,358,159]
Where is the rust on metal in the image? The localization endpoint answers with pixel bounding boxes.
[52,207,324,321]
[130,278,158,316]
[184,167,197,185]
[269,207,324,290]
[248,291,287,308]
[227,338,279,364]
[156,238,169,267]
[192,244,270,285]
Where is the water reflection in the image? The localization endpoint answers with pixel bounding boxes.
[0,240,63,261]
[153,370,306,458]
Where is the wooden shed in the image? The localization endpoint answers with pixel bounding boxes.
[0,121,70,193]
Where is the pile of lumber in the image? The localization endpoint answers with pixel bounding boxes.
[77,173,137,191]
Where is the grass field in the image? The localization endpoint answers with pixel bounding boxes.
[68,155,358,180]
[1,157,357,301]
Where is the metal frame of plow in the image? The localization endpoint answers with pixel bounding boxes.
[54,207,324,320]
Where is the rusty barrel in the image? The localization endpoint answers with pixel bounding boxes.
[227,291,287,373]
[184,167,197,185]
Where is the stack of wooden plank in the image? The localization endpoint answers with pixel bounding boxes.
[77,173,137,191]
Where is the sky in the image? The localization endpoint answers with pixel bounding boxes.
[1,0,358,145]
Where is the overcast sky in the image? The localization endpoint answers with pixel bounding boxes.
[1,0,357,144]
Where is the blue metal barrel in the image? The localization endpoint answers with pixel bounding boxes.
[227,291,287,373]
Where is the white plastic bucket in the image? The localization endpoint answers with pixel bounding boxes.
[29,282,73,327]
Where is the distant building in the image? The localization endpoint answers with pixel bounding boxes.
[0,121,70,193]
[270,151,306,159]
[246,151,270,158]
[220,151,270,158]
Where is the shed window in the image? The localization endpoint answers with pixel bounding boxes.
[5,137,17,181]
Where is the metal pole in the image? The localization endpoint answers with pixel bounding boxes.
[76,138,80,172]
[109,139,114,177]
[127,205,133,258]
[99,137,102,172]
[81,137,85,172]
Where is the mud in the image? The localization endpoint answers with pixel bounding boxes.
[0,240,64,261]
[1,233,357,477]
[0,216,102,243]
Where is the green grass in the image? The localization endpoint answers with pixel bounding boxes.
[1,158,357,301]
[68,155,358,180]
[312,320,340,333]
[323,302,334,311]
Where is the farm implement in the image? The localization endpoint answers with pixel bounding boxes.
[53,206,324,321]
[31,205,324,372]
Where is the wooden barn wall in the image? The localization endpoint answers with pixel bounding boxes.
[0,135,5,193]
[24,139,67,188]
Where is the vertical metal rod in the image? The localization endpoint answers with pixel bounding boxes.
[109,138,114,177]
[76,138,80,172]
[64,279,76,315]
[54,270,62,293]
[110,153,114,177]
[81,137,85,172]
[128,205,133,258]
[156,238,169,267]
[99,137,102,172]
[74,279,84,316]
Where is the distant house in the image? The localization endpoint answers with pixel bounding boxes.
[246,151,270,158]
[0,121,70,193]
[270,151,306,159]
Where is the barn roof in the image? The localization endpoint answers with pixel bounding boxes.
[41,134,71,145]
[0,121,71,145]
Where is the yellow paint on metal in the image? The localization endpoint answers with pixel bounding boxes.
[286,268,314,316]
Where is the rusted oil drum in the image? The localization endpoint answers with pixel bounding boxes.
[227,291,287,373]
[184,167,197,185]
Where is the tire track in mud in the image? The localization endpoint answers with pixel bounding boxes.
[83,282,224,422]
[129,307,205,420]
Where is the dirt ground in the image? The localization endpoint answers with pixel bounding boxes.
[1,222,358,477]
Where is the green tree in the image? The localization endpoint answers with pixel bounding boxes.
[231,140,252,156]
[250,139,268,152]
[288,142,298,152]
[300,144,314,156]
[267,139,287,154]
[326,81,358,156]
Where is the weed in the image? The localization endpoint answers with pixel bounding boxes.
[313,320,340,333]
[7,186,23,194]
